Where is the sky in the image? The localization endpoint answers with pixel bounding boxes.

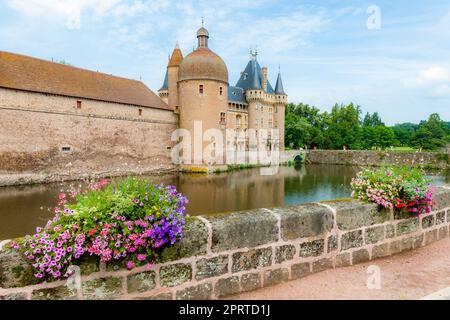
[0,0,449,125]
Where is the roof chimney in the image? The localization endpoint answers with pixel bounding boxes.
[262,66,268,92]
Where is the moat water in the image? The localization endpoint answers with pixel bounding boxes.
[0,164,449,240]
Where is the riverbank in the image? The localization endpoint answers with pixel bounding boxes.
[1,150,448,187]
[305,150,450,170]
[0,166,177,187]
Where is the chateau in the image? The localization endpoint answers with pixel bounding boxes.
[0,24,286,181]
[158,25,287,169]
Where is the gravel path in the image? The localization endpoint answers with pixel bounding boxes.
[228,237,450,300]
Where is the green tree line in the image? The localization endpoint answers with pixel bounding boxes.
[285,102,450,151]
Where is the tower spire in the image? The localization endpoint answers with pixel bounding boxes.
[196,21,209,48]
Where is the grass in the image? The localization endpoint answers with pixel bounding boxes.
[389,146,417,152]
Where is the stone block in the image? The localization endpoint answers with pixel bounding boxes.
[32,285,77,300]
[327,235,338,253]
[176,283,213,300]
[389,240,401,255]
[214,276,240,298]
[341,230,363,251]
[365,226,385,244]
[159,217,208,262]
[312,258,333,273]
[274,204,333,241]
[207,209,278,253]
[352,249,370,264]
[372,243,390,259]
[0,247,39,288]
[413,234,424,249]
[127,271,156,294]
[436,211,446,225]
[195,255,229,280]
[425,229,438,245]
[290,262,311,280]
[438,226,449,240]
[160,263,192,288]
[421,215,435,229]
[335,253,351,267]
[263,268,289,287]
[299,240,325,257]
[0,293,28,300]
[232,248,272,273]
[331,201,391,230]
[385,224,395,238]
[431,188,450,211]
[135,293,173,300]
[275,245,296,264]
[396,218,419,236]
[82,277,123,300]
[240,273,261,292]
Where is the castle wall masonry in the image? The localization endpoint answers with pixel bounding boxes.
[0,88,178,184]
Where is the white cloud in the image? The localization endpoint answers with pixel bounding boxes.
[416,66,449,85]
[5,0,167,29]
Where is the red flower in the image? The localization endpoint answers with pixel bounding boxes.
[88,228,97,236]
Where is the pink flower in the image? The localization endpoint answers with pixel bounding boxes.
[137,254,146,262]
[126,261,135,270]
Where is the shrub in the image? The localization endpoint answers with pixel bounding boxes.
[351,166,433,214]
[11,178,188,280]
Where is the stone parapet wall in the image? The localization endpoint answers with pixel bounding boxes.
[1,186,449,300]
[305,150,450,169]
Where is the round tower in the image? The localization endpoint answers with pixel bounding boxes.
[178,24,229,167]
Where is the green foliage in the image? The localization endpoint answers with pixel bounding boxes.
[284,103,449,151]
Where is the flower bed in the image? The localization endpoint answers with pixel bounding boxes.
[351,166,434,214]
[10,178,188,280]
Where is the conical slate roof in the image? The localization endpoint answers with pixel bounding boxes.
[159,69,168,91]
[275,72,286,95]
[235,58,275,93]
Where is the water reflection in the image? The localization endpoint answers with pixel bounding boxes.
[0,165,448,240]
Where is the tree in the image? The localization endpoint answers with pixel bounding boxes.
[324,103,362,149]
[411,113,448,151]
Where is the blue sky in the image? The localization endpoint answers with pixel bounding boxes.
[1,0,449,125]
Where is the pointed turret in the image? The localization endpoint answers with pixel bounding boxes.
[274,70,286,95]
[168,43,183,67]
[165,43,184,108]
[159,69,168,91]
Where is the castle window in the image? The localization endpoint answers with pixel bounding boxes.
[220,112,226,124]
[76,101,82,109]
[138,109,143,116]
[220,87,223,96]
[62,146,71,152]
[199,85,204,94]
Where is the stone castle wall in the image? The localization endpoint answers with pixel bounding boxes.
[304,150,450,169]
[1,186,449,300]
[0,88,178,186]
